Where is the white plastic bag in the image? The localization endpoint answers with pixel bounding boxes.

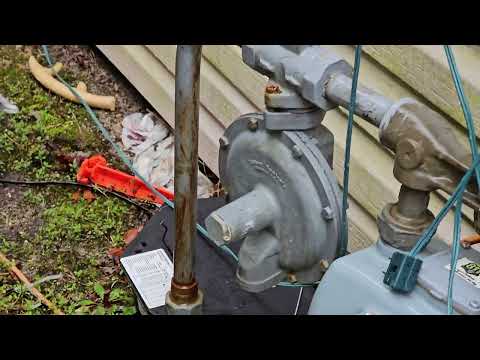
[121,112,214,198]
[0,94,19,114]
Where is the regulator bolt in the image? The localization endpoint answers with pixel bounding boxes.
[469,299,480,310]
[321,206,334,221]
[292,145,303,159]
[219,136,229,149]
[248,118,258,131]
[320,259,330,270]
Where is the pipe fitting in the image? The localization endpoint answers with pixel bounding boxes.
[166,288,203,315]
[378,186,435,250]
[205,185,281,246]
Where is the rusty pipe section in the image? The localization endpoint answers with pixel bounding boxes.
[170,45,202,305]
[325,73,393,128]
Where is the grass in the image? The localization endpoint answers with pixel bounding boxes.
[0,190,139,315]
[0,45,142,315]
[0,47,107,180]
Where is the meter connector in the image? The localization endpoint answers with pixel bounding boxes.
[383,252,423,293]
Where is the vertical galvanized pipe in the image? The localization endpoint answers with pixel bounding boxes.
[170,45,202,305]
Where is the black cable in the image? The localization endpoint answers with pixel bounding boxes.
[0,178,155,215]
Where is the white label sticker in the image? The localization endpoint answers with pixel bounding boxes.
[445,257,480,289]
[121,249,173,309]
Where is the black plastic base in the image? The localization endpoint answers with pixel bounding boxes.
[121,196,315,315]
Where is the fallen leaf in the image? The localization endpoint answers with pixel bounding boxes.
[101,266,116,275]
[83,190,96,202]
[108,247,124,258]
[56,151,91,166]
[123,226,143,245]
[71,191,81,202]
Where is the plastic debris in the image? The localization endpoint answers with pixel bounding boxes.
[121,112,214,198]
[77,155,173,205]
[0,93,19,114]
[121,113,169,155]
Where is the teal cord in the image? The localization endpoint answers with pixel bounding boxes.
[448,194,463,314]
[409,155,480,258]
[339,45,362,256]
[409,47,478,259]
[444,45,479,314]
[399,45,479,314]
[444,46,480,188]
[40,45,323,288]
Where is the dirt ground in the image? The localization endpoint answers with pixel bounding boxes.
[0,45,170,314]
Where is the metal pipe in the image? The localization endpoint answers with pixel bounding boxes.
[396,185,430,218]
[325,73,394,127]
[205,185,281,246]
[170,45,202,305]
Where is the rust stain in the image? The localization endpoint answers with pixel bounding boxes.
[266,84,281,94]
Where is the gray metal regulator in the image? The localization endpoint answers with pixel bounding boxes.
[204,45,480,314]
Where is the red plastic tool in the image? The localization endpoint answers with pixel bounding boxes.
[77,155,174,205]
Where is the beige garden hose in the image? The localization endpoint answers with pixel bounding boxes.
[28,55,116,111]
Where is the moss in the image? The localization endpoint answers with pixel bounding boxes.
[0,46,109,180]
[0,46,141,315]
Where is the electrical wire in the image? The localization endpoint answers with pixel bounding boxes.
[0,178,154,214]
[448,195,463,314]
[444,46,480,188]
[409,155,480,258]
[340,45,362,256]
[444,45,479,315]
